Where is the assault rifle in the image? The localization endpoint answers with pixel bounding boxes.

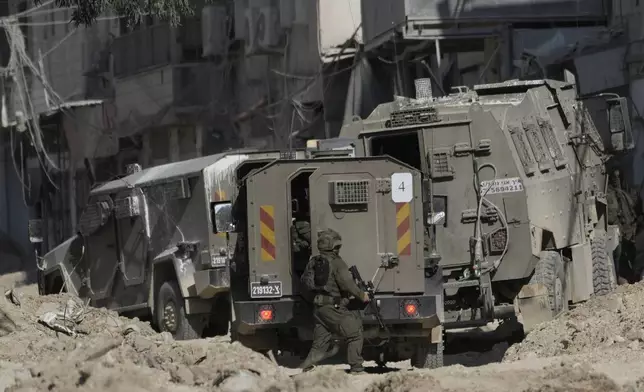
[349,265,386,331]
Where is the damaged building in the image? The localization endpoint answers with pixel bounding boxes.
[0,0,638,265]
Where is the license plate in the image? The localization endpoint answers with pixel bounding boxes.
[211,255,227,267]
[479,177,524,195]
[250,281,282,298]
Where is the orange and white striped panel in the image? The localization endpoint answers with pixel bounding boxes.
[259,205,276,261]
[396,202,412,256]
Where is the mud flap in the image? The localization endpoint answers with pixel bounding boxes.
[606,225,620,256]
[515,282,550,334]
[431,325,443,344]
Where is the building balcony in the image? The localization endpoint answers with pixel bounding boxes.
[112,24,172,78]
[114,62,225,124]
[364,0,610,45]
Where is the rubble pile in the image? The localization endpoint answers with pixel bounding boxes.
[0,291,355,392]
[505,282,644,362]
[2,284,644,391]
[365,363,630,392]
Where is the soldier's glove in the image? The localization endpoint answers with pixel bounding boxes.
[361,292,370,303]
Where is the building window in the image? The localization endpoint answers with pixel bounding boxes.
[49,9,55,37]
[179,15,204,63]
[119,17,128,35]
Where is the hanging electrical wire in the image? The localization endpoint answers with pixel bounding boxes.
[2,20,62,177]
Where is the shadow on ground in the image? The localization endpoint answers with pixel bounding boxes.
[274,319,524,372]
[0,236,39,294]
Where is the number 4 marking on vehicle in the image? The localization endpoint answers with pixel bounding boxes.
[391,172,413,203]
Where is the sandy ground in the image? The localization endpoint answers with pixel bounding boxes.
[1,271,644,391]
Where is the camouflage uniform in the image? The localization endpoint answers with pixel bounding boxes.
[299,228,367,373]
[607,169,639,281]
[291,219,311,275]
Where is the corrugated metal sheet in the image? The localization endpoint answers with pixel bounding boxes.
[2,98,104,127]
[91,152,228,195]
[513,27,602,60]
[43,99,105,117]
[574,47,627,95]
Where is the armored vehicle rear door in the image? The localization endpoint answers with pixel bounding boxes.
[422,122,479,268]
[307,158,425,294]
[244,157,425,298]
[77,195,119,301]
[113,188,149,287]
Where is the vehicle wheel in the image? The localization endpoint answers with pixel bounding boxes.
[530,251,567,316]
[156,281,204,340]
[411,341,444,369]
[591,230,617,296]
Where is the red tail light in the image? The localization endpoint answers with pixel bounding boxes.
[401,299,420,318]
[404,303,417,316]
[258,305,274,322]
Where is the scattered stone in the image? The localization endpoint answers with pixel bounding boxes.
[169,364,194,385]
[122,324,141,336]
[566,320,582,333]
[218,370,261,392]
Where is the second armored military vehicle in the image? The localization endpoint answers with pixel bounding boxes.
[310,78,633,333]
[39,150,444,368]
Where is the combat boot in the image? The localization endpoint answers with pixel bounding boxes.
[348,365,365,375]
[299,344,340,371]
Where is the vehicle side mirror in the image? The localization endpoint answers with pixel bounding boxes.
[606,97,634,152]
[292,199,299,214]
[212,202,235,233]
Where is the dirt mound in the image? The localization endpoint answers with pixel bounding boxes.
[366,362,635,392]
[2,285,644,391]
[0,290,307,391]
[504,282,644,362]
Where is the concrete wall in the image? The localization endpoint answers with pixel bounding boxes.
[113,68,173,128]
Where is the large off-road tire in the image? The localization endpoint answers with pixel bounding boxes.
[411,341,444,369]
[530,251,567,316]
[156,281,205,340]
[591,230,617,296]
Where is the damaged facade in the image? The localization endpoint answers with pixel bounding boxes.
[0,0,632,261]
[0,0,362,258]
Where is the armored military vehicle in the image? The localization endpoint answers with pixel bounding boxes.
[38,149,305,339]
[39,150,444,368]
[309,78,634,333]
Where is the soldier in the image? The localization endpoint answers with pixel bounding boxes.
[291,203,311,276]
[607,168,639,283]
[299,228,370,374]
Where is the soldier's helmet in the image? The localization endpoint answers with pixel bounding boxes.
[610,168,622,186]
[317,228,342,251]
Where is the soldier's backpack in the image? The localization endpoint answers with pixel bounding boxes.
[300,254,331,299]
